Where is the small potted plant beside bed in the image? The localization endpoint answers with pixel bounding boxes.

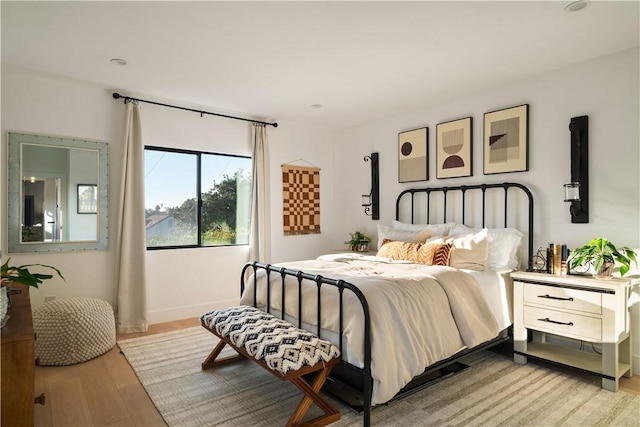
[568,238,637,280]
[345,231,372,252]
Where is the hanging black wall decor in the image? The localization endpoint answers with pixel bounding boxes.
[363,153,380,220]
[566,115,589,223]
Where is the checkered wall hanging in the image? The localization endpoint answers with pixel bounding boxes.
[281,164,321,235]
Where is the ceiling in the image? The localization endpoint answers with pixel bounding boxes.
[2,1,639,131]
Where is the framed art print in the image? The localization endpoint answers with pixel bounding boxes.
[436,117,472,179]
[398,127,428,182]
[483,104,529,174]
[77,184,98,214]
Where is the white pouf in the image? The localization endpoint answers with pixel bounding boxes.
[33,297,116,366]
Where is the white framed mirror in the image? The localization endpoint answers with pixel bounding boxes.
[8,132,108,252]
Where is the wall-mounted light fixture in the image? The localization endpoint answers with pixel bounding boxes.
[564,115,588,223]
[363,152,379,220]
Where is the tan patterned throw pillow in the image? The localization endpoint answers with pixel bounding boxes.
[377,240,452,266]
[376,240,423,262]
[419,242,453,266]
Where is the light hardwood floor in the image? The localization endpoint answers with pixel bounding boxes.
[34,318,200,427]
[34,318,640,427]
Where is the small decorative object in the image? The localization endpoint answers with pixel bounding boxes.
[483,104,529,174]
[398,127,428,182]
[568,238,637,279]
[530,246,547,272]
[436,117,472,179]
[1,258,65,327]
[345,231,371,252]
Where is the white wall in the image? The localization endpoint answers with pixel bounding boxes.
[268,121,336,263]
[332,47,640,373]
[1,69,334,324]
[2,71,119,306]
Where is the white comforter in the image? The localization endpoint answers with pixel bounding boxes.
[239,255,499,405]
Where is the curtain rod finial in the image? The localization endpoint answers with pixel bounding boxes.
[272,122,278,128]
[112,92,121,100]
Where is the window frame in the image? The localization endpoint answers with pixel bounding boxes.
[144,145,251,250]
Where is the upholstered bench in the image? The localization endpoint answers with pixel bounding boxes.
[33,297,116,366]
[201,305,341,427]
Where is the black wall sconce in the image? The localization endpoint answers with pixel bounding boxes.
[564,115,588,223]
[363,152,379,220]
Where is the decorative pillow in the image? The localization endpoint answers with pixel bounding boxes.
[377,240,453,266]
[429,229,489,271]
[449,224,523,270]
[376,240,423,262]
[418,242,453,266]
[391,220,454,237]
[376,224,431,250]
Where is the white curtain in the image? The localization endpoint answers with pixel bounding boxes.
[249,123,271,263]
[115,101,148,333]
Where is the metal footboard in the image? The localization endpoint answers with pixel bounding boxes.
[241,261,373,426]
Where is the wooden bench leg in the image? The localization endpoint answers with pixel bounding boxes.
[202,339,245,370]
[286,365,341,427]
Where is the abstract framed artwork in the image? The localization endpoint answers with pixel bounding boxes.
[398,127,428,182]
[483,104,529,174]
[436,117,472,179]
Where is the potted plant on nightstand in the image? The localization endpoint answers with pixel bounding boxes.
[568,238,637,280]
[1,258,65,326]
[345,231,372,252]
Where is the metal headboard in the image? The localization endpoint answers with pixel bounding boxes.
[395,182,534,270]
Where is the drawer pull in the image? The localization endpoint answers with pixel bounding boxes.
[538,294,573,302]
[538,317,574,326]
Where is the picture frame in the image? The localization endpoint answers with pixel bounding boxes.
[77,184,98,214]
[483,104,529,174]
[398,127,428,182]
[436,117,472,179]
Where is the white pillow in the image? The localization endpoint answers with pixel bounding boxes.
[429,228,489,271]
[391,220,454,237]
[449,224,523,270]
[377,224,431,250]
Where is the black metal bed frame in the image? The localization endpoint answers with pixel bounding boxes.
[241,182,534,427]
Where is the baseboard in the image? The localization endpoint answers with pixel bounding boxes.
[148,298,239,324]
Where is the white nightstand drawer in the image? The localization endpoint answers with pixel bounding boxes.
[523,283,601,315]
[523,306,602,341]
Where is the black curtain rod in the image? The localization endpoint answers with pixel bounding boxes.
[112,92,278,127]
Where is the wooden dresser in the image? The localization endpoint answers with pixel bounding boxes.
[1,284,35,426]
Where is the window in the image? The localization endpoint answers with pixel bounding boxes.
[144,146,252,249]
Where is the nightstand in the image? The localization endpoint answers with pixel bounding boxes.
[511,271,635,391]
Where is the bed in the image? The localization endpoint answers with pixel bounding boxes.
[240,182,534,426]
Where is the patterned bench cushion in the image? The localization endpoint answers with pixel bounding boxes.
[201,305,340,375]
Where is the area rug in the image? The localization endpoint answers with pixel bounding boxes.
[118,327,639,426]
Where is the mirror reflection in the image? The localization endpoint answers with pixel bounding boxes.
[21,144,99,243]
[8,133,109,253]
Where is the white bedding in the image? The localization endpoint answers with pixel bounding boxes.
[240,254,501,405]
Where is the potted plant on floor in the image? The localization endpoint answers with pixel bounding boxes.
[568,238,637,280]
